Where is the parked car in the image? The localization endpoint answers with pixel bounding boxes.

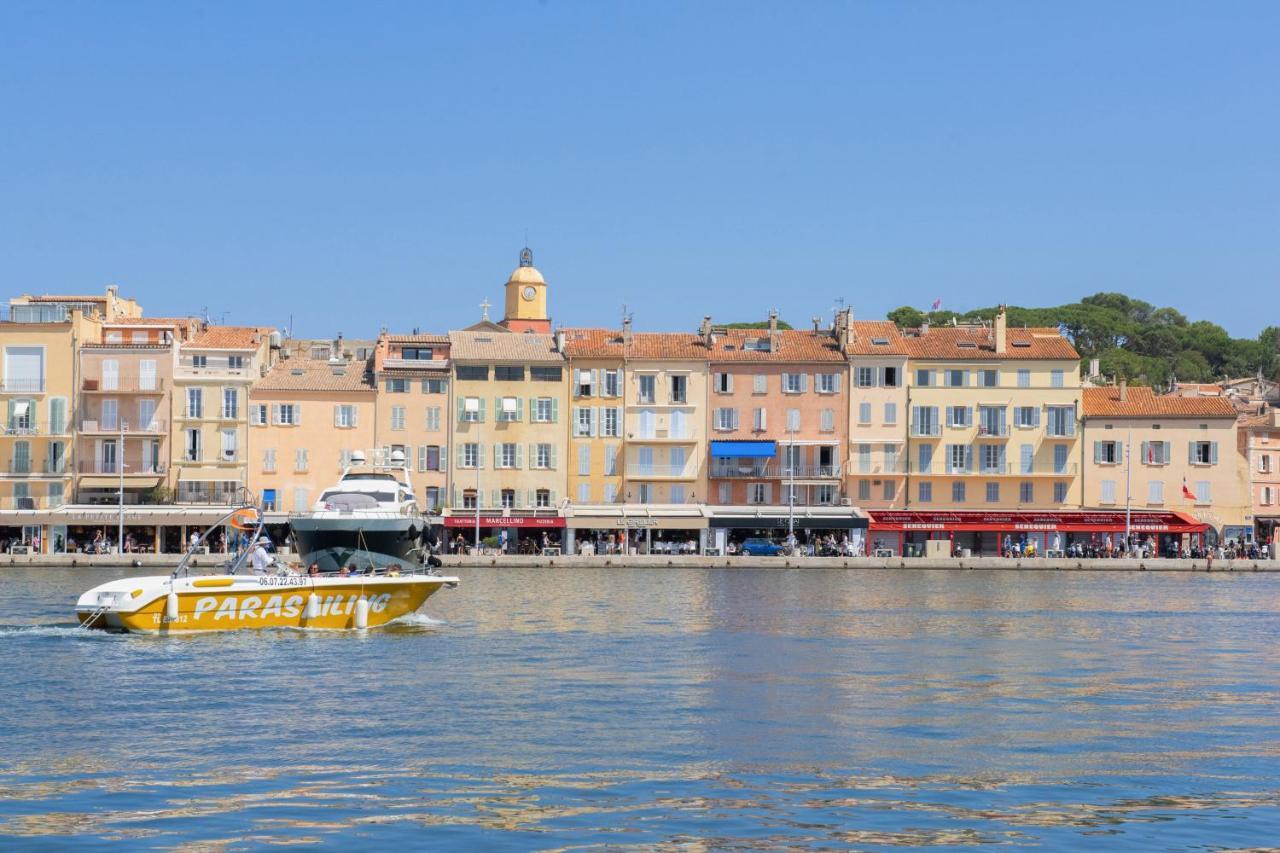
[739,537,784,557]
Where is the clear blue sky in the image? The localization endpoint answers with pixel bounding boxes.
[2,2,1276,338]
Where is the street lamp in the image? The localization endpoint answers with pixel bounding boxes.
[117,419,128,554]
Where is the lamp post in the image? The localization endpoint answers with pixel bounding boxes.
[787,422,796,543]
[117,418,127,554]
[1124,425,1132,555]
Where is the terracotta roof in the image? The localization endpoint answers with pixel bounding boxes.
[186,326,270,349]
[845,321,911,356]
[561,328,626,359]
[253,357,374,393]
[387,333,449,344]
[903,326,1080,360]
[706,329,844,362]
[1171,382,1224,396]
[21,294,109,303]
[108,316,198,326]
[1082,386,1238,419]
[448,330,562,364]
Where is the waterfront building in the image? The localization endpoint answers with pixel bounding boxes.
[444,329,567,545]
[372,332,451,512]
[248,338,376,514]
[1239,409,1280,543]
[1081,383,1249,549]
[171,325,276,507]
[561,326,626,508]
[840,311,910,511]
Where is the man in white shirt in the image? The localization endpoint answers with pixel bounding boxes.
[251,536,274,574]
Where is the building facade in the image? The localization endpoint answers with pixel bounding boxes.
[562,327,626,508]
[842,314,911,510]
[372,333,451,512]
[1239,410,1280,542]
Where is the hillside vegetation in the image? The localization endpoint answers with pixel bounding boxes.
[887,293,1277,386]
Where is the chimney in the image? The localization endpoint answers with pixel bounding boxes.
[768,310,778,335]
[1089,357,1100,379]
[622,316,633,345]
[699,315,713,347]
[554,330,566,353]
[812,315,822,333]
[994,305,1008,354]
[333,332,345,360]
[1119,378,1128,402]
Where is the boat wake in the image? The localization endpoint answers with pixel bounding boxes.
[389,612,447,628]
[0,624,115,640]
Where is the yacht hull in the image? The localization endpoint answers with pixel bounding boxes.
[288,516,425,571]
[75,574,455,634]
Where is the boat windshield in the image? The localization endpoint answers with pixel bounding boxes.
[320,492,394,511]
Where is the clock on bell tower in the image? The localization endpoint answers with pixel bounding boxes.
[501,247,551,333]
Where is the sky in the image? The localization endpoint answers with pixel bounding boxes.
[1,1,1276,339]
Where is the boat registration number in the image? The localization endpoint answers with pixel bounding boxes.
[257,576,309,586]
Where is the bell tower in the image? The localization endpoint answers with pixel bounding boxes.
[501,247,551,333]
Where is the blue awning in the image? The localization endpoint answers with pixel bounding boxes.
[711,440,777,459]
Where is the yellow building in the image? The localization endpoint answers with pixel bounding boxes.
[500,248,552,334]
[172,325,276,505]
[902,308,1083,515]
[247,341,375,514]
[1081,384,1249,544]
[561,327,626,507]
[841,313,910,510]
[372,332,451,511]
[445,329,566,521]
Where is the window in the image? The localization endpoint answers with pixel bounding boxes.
[1195,481,1210,503]
[883,366,899,387]
[577,444,591,475]
[1262,486,1274,506]
[858,479,871,500]
[918,482,932,503]
[602,407,620,437]
[946,406,972,429]
[390,406,406,430]
[856,366,875,387]
[426,406,441,431]
[1054,444,1069,473]
[669,374,687,404]
[1190,441,1217,465]
[385,378,409,393]
[859,443,872,473]
[574,407,594,437]
[1142,441,1170,465]
[858,402,872,424]
[912,406,940,437]
[501,489,516,509]
[637,484,653,504]
[535,489,552,508]
[748,483,768,505]
[531,397,553,423]
[48,397,67,434]
[818,373,839,394]
[186,388,203,419]
[1260,454,1273,474]
[986,482,1000,503]
[979,369,998,388]
[461,397,483,422]
[783,373,805,394]
[462,443,481,468]
[1148,480,1164,504]
[714,372,732,394]
[419,445,441,472]
[335,404,357,428]
[815,484,836,505]
[753,374,767,394]
[1014,406,1039,429]
[1046,406,1075,437]
[400,347,433,360]
[251,404,268,426]
[883,480,896,501]
[786,409,800,431]
[1094,441,1121,465]
[535,443,554,469]
[1019,482,1033,503]
[531,366,562,382]
[309,346,330,361]
[602,445,618,476]
[638,375,656,404]
[276,403,298,426]
[497,443,519,469]
[884,444,898,473]
[494,365,524,381]
[670,485,686,504]
[981,444,1005,473]
[294,447,308,471]
[715,408,737,431]
[820,409,835,433]
[100,398,118,431]
[1051,482,1067,503]
[577,483,590,503]
[884,402,897,425]
[497,396,521,422]
[978,406,1006,437]
[952,481,966,503]
[221,388,238,419]
[917,443,933,474]
[462,489,477,509]
[1050,369,1065,388]
[1011,368,1029,389]
[946,369,967,388]
[717,482,731,503]
[915,369,932,387]
[423,378,447,394]
[1100,479,1117,503]
[190,355,208,369]
[456,365,488,381]
[946,444,969,474]
[424,487,440,510]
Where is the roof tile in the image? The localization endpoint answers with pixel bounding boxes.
[1082,386,1238,418]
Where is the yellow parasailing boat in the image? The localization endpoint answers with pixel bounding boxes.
[74,504,457,634]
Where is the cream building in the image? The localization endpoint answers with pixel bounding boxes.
[902,308,1083,512]
[562,326,627,507]
[1082,384,1249,542]
[1239,409,1280,543]
[372,332,451,511]
[247,342,375,513]
[841,313,910,510]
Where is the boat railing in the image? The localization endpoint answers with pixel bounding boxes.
[172,500,266,579]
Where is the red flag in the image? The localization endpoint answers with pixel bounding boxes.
[931,298,942,311]
[1181,478,1196,500]
[1147,444,1154,464]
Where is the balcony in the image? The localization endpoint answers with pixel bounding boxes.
[628,464,698,479]
[82,376,166,393]
[910,425,942,438]
[0,495,62,510]
[919,463,1080,476]
[79,419,167,435]
[712,463,843,479]
[5,458,69,475]
[0,378,44,393]
[382,357,449,371]
[976,424,1008,438]
[176,361,252,379]
[628,429,699,443]
[2,421,71,437]
[77,461,168,475]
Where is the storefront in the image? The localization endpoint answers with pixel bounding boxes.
[867,509,1210,557]
[0,504,246,554]
[443,512,565,554]
[563,506,709,555]
[706,507,868,555]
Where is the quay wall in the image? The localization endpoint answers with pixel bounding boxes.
[3,553,1278,572]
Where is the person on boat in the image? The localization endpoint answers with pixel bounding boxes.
[250,536,274,574]
[307,562,320,576]
[386,563,401,577]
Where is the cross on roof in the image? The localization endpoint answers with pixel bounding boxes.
[479,298,491,320]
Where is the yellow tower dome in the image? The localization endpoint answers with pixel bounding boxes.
[502,247,550,332]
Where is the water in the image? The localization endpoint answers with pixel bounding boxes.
[2,567,1278,850]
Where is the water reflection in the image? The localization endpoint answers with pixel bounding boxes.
[0,567,1277,848]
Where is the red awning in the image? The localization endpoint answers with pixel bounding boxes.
[444,514,565,529]
[867,510,1206,534]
